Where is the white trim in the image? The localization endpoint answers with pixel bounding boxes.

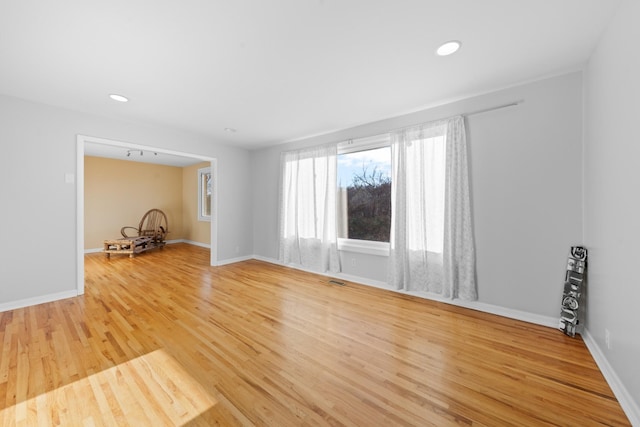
[77,134,219,296]
[209,158,219,267]
[83,239,211,254]
[336,139,392,251]
[418,295,558,328]
[182,240,211,249]
[0,290,78,313]
[217,255,253,266]
[252,257,639,422]
[252,255,557,328]
[88,245,562,329]
[334,271,389,289]
[581,328,639,426]
[338,238,390,256]
[337,133,390,153]
[76,137,85,295]
[165,239,186,245]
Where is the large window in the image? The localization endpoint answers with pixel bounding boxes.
[337,136,392,254]
[337,132,447,255]
[280,116,475,297]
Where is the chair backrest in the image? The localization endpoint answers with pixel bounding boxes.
[138,209,168,241]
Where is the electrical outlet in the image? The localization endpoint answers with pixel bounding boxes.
[605,329,611,350]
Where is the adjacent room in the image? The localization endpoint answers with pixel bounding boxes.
[0,1,638,425]
[82,142,213,256]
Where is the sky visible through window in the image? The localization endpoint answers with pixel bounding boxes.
[337,146,391,188]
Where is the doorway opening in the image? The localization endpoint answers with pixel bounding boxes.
[76,135,218,295]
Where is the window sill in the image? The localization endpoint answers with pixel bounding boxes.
[337,238,389,257]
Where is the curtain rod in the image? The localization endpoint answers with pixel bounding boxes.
[464,100,523,117]
[341,100,524,145]
[390,100,524,133]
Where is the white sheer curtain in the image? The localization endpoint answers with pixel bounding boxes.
[279,144,340,273]
[388,116,476,300]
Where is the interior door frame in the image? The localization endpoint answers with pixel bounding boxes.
[76,134,218,295]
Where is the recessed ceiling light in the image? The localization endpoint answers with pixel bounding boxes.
[109,94,129,102]
[224,127,237,133]
[436,40,461,56]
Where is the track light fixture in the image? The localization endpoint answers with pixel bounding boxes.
[126,150,158,157]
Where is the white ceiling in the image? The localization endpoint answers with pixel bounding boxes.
[0,1,620,150]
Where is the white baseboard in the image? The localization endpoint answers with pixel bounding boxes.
[181,239,211,249]
[0,290,78,313]
[84,239,211,254]
[581,329,639,426]
[251,255,558,328]
[83,249,561,329]
[252,255,283,264]
[335,271,389,290]
[79,248,640,423]
[217,255,253,266]
[253,255,637,424]
[425,296,558,329]
[8,252,636,424]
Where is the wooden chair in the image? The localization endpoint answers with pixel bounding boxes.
[121,208,169,246]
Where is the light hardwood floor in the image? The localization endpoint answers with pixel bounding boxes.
[0,243,630,426]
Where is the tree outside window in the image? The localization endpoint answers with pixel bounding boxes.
[337,145,391,242]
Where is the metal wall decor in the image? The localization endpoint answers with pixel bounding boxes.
[559,246,587,337]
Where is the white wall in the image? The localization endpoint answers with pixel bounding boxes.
[0,95,253,308]
[252,72,583,320]
[584,0,640,420]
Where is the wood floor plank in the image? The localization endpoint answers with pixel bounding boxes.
[0,243,631,425]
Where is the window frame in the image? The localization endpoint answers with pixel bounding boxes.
[337,134,391,257]
[198,166,212,222]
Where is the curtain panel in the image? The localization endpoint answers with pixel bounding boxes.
[388,116,477,300]
[278,144,341,273]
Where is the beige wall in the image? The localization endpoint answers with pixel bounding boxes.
[84,156,184,249]
[182,162,211,244]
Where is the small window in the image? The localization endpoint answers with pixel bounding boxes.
[198,166,211,221]
[337,136,391,245]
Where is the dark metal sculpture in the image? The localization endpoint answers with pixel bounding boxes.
[559,246,587,337]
